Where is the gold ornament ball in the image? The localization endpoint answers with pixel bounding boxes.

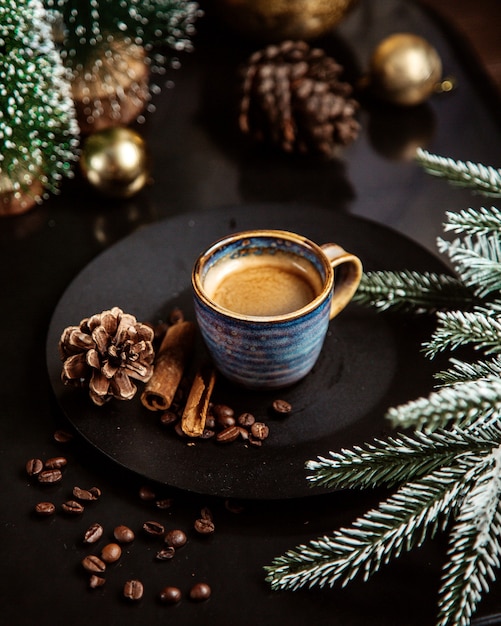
[212,0,357,41]
[80,127,150,198]
[369,33,442,106]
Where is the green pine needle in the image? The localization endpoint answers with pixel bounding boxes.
[266,465,468,591]
[353,270,475,313]
[424,310,501,358]
[435,356,501,386]
[306,427,499,490]
[416,148,501,197]
[387,377,501,432]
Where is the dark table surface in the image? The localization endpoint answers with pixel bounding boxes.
[2,1,501,624]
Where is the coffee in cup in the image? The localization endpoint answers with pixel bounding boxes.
[192,229,362,389]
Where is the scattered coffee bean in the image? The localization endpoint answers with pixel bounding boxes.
[237,412,255,427]
[155,546,176,561]
[194,517,215,535]
[89,575,105,589]
[159,410,178,427]
[216,425,240,443]
[37,469,63,484]
[101,542,122,563]
[61,500,84,515]
[251,422,270,440]
[189,582,211,601]
[82,555,106,574]
[89,487,102,499]
[26,458,44,477]
[159,585,182,604]
[123,579,143,601]
[53,429,73,443]
[113,525,135,543]
[164,529,187,548]
[139,485,156,501]
[205,415,216,430]
[143,520,165,536]
[238,426,249,440]
[84,523,104,544]
[213,404,235,428]
[44,456,67,470]
[272,399,292,415]
[34,501,55,516]
[73,486,98,501]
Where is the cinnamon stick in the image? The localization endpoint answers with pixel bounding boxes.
[181,366,216,437]
[140,320,196,411]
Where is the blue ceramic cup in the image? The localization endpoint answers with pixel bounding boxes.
[192,230,362,389]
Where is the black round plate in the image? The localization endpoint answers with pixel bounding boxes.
[46,204,446,499]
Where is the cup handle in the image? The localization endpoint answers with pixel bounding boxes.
[321,243,363,320]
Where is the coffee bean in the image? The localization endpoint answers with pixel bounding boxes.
[189,582,211,601]
[251,422,269,440]
[34,501,55,516]
[82,555,106,574]
[272,399,292,415]
[159,410,178,427]
[53,429,73,443]
[89,575,105,589]
[205,415,216,430]
[213,404,235,428]
[123,579,143,601]
[84,523,104,544]
[26,458,43,477]
[37,469,62,484]
[237,412,255,427]
[44,456,67,470]
[113,525,135,543]
[194,518,215,535]
[169,307,184,325]
[139,485,156,501]
[216,426,240,443]
[143,520,165,536]
[89,487,102,499]
[101,543,121,563]
[248,436,263,447]
[61,500,84,515]
[159,585,182,604]
[164,529,187,548]
[155,546,176,561]
[73,486,98,501]
[174,422,187,438]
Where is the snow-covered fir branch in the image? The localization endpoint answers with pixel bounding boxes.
[416,148,501,197]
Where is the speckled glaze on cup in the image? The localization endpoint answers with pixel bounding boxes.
[192,230,362,389]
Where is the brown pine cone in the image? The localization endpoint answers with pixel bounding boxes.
[238,40,360,157]
[59,306,155,406]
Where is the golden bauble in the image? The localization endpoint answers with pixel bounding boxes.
[369,33,442,106]
[80,127,150,198]
[72,39,150,135]
[211,0,357,41]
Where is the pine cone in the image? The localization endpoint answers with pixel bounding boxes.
[59,306,155,406]
[238,40,360,157]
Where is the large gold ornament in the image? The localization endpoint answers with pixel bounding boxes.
[211,0,357,41]
[368,33,442,106]
[80,127,150,198]
[71,39,150,135]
